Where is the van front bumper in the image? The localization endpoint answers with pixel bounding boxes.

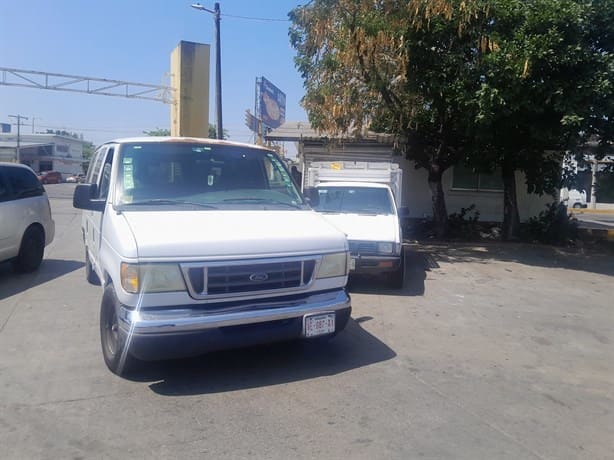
[117,289,351,360]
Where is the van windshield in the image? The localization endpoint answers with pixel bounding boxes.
[115,142,305,209]
[313,186,394,215]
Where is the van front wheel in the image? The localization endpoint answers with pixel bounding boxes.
[100,285,135,376]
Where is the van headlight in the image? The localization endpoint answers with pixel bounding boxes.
[316,252,349,279]
[120,263,186,293]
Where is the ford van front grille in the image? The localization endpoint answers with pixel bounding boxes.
[181,258,317,300]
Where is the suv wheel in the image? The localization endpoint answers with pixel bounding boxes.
[13,226,45,273]
[100,285,135,376]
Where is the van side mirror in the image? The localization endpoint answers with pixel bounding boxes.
[73,184,105,212]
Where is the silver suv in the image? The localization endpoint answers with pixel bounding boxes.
[0,163,55,272]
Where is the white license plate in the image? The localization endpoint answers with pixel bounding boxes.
[350,258,356,270]
[304,313,336,338]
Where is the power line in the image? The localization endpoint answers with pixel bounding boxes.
[221,13,289,22]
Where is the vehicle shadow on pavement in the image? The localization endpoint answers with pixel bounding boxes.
[126,319,396,395]
[0,259,84,300]
[347,250,428,296]
[420,241,614,277]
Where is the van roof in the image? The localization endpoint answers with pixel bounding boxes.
[103,137,274,152]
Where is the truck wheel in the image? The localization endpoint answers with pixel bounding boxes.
[100,285,135,376]
[573,203,582,209]
[389,252,405,289]
[85,249,101,285]
[13,226,45,273]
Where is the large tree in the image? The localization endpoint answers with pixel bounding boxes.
[469,0,614,239]
[290,0,490,236]
[290,0,613,239]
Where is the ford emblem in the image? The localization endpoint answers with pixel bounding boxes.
[249,272,269,282]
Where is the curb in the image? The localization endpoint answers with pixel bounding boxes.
[570,208,614,215]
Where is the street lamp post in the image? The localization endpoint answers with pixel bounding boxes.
[191,2,223,140]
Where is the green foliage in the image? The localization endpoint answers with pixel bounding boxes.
[521,202,579,246]
[289,0,614,239]
[45,129,81,139]
[143,128,171,136]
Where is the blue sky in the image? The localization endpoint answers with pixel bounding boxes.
[0,0,308,151]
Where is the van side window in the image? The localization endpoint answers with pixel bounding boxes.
[88,147,107,185]
[98,148,115,200]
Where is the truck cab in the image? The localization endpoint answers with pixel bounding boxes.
[310,181,405,288]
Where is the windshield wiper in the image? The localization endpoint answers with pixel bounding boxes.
[126,199,218,209]
[222,198,302,209]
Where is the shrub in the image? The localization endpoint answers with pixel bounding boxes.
[521,202,578,246]
[448,204,481,240]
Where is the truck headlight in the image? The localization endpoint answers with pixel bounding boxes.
[316,252,349,279]
[120,263,186,293]
[377,242,394,254]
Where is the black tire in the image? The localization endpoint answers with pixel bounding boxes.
[573,203,582,209]
[389,252,405,289]
[100,285,135,376]
[85,249,101,285]
[13,225,45,273]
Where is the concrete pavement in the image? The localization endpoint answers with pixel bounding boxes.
[0,183,612,459]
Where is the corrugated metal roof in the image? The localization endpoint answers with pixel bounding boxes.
[0,141,53,148]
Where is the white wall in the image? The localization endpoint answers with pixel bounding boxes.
[398,156,554,221]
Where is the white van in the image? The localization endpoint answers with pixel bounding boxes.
[73,138,351,375]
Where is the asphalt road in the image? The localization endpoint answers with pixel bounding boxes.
[1,183,613,459]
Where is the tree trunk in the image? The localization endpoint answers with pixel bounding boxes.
[428,164,448,238]
[502,162,520,240]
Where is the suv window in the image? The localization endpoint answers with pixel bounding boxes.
[5,167,44,200]
[0,168,10,202]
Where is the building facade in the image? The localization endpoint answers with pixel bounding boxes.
[267,122,553,223]
[0,133,86,178]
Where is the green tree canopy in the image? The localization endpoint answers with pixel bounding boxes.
[290,0,491,235]
[290,0,613,238]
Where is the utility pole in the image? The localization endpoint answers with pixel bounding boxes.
[8,114,28,164]
[31,116,41,133]
[191,2,223,140]
[213,2,223,140]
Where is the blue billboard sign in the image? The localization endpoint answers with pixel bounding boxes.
[259,77,286,129]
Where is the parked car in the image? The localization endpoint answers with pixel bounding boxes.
[560,188,588,208]
[66,173,85,183]
[73,137,351,376]
[0,163,55,272]
[37,170,62,184]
